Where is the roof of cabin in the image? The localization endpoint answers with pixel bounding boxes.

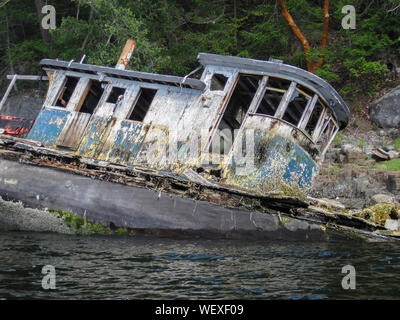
[198,53,350,129]
[40,59,206,91]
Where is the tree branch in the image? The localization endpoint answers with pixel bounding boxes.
[278,0,312,71]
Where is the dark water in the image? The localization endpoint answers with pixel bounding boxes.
[0,231,399,300]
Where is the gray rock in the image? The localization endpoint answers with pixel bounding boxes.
[379,130,387,137]
[370,85,400,128]
[371,194,396,205]
[340,143,362,154]
[336,140,351,148]
[388,129,400,139]
[384,219,400,231]
[384,145,395,152]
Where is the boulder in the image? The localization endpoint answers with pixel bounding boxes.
[338,142,372,165]
[371,194,396,205]
[385,219,400,231]
[370,85,400,128]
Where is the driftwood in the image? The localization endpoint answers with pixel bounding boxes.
[372,148,400,160]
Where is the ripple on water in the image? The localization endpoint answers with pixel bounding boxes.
[1,232,400,299]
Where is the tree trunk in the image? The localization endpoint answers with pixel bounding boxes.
[278,0,330,73]
[5,5,17,91]
[34,0,51,43]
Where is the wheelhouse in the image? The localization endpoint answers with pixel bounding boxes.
[3,51,349,191]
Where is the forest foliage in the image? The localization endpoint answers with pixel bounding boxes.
[0,0,399,100]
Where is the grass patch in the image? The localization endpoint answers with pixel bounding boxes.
[373,159,400,171]
[333,133,345,145]
[329,166,344,172]
[394,138,400,151]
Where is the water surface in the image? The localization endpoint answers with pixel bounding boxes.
[0,231,399,299]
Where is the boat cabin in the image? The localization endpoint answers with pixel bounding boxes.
[3,53,350,193]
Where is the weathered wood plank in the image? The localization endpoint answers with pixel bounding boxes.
[6,75,49,81]
[298,94,318,130]
[274,81,297,119]
[67,77,91,112]
[56,112,91,150]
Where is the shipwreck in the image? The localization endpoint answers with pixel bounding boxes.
[0,40,399,241]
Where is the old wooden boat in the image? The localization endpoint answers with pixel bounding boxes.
[0,40,398,241]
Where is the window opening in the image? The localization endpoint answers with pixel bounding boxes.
[79,80,105,114]
[255,77,291,116]
[210,74,262,154]
[210,74,228,91]
[56,76,79,108]
[282,85,313,126]
[128,88,157,122]
[107,87,126,104]
[305,100,324,137]
[318,119,338,152]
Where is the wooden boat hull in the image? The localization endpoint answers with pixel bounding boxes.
[0,136,398,241]
[0,158,332,240]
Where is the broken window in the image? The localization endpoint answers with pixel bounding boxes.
[211,74,261,154]
[128,88,157,122]
[107,87,126,104]
[210,73,228,91]
[255,77,291,117]
[56,76,79,108]
[79,80,105,114]
[304,100,324,136]
[318,118,338,152]
[282,85,313,126]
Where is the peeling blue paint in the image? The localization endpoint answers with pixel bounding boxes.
[108,120,146,162]
[27,107,70,147]
[225,129,317,191]
[78,117,110,156]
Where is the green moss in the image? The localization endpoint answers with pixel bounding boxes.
[86,222,112,234]
[329,166,344,172]
[278,214,293,227]
[49,209,129,235]
[333,133,345,145]
[373,159,400,171]
[354,203,399,227]
[274,182,306,201]
[116,227,128,235]
[358,140,365,149]
[394,138,400,152]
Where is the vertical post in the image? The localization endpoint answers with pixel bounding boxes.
[298,94,318,130]
[115,39,136,70]
[320,124,339,164]
[247,76,269,114]
[274,81,297,119]
[0,74,17,113]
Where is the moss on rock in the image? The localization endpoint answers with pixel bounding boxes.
[354,202,399,227]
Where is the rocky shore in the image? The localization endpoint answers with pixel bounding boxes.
[311,84,400,211]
